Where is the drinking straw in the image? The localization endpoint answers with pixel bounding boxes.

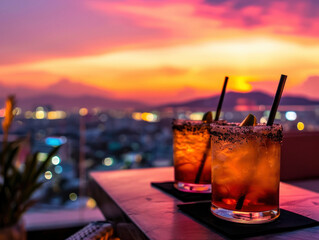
[267,74,287,126]
[194,76,229,184]
[214,76,229,121]
[194,139,211,184]
[235,74,287,210]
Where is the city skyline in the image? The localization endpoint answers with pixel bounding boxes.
[1,0,319,104]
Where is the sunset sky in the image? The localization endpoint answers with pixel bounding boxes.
[1,0,319,104]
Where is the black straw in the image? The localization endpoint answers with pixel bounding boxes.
[194,140,210,184]
[236,74,287,210]
[194,76,229,184]
[214,76,229,121]
[267,74,287,126]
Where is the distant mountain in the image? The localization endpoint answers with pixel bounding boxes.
[0,79,113,99]
[45,79,114,98]
[0,79,147,110]
[17,94,147,110]
[280,96,319,106]
[159,91,319,110]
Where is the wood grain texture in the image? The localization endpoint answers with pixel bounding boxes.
[90,167,319,240]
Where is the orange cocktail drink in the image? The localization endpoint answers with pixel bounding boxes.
[173,119,212,193]
[210,123,282,223]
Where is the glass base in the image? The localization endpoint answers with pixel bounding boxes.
[174,181,211,193]
[211,204,280,224]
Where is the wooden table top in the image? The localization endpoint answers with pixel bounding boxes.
[90,167,319,240]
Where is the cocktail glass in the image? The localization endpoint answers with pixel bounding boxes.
[173,119,212,193]
[210,123,282,223]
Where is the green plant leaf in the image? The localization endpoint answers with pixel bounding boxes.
[20,181,43,204]
[31,146,60,183]
[22,152,39,184]
[2,142,19,177]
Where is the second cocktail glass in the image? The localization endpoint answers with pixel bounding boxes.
[173,119,212,193]
[210,122,283,223]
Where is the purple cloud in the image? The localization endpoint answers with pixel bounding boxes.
[203,0,319,31]
[0,0,164,65]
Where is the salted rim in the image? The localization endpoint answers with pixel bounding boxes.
[172,119,226,126]
[172,119,205,126]
[210,122,282,129]
[210,122,283,140]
